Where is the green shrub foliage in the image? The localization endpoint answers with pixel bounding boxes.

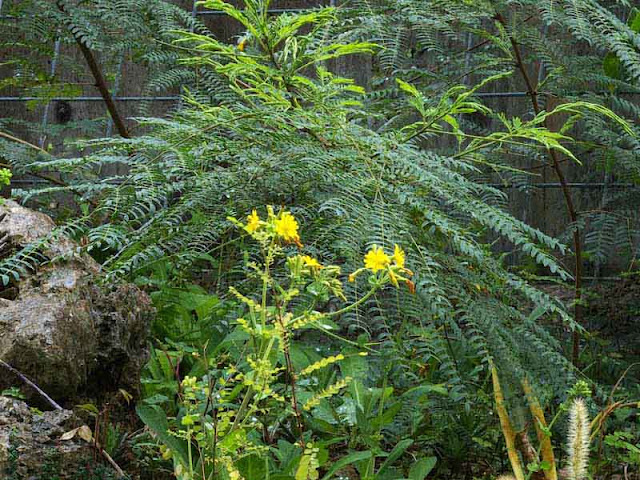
[3,0,606,397]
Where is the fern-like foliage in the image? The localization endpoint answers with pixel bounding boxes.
[1,0,591,404]
[0,0,204,166]
[336,0,640,277]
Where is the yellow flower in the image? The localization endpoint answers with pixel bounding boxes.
[275,211,300,242]
[364,245,391,272]
[392,244,405,268]
[181,376,197,388]
[246,209,260,233]
[301,255,322,269]
[161,447,172,460]
[181,414,196,426]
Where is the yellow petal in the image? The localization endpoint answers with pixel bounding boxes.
[392,244,405,268]
[364,245,391,272]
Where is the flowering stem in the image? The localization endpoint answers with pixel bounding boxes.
[491,364,525,480]
[261,241,274,330]
[311,323,375,351]
[187,425,194,479]
[278,314,306,447]
[230,386,254,434]
[325,285,379,318]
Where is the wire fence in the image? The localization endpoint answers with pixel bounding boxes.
[2,1,638,279]
[1,0,639,195]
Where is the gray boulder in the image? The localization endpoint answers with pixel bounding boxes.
[0,200,153,402]
[0,395,110,479]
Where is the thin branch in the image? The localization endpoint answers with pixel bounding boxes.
[94,439,126,477]
[495,11,584,366]
[0,130,74,186]
[1,359,126,476]
[0,359,63,410]
[607,362,640,405]
[55,1,130,139]
[466,15,536,53]
[1,130,100,206]
[0,131,49,154]
[590,400,640,441]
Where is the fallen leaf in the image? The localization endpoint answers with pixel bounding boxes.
[77,425,93,443]
[60,427,79,441]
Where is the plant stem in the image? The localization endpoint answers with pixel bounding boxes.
[325,285,379,318]
[56,1,130,139]
[0,131,49,154]
[278,315,305,447]
[491,364,526,480]
[495,11,583,366]
[187,425,194,479]
[522,377,557,480]
[0,359,62,410]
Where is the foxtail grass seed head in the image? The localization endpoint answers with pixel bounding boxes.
[566,398,590,480]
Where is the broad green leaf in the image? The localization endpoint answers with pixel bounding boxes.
[409,457,437,480]
[376,439,413,477]
[629,10,640,32]
[136,404,189,466]
[320,451,373,480]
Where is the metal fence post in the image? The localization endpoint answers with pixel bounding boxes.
[38,37,62,149]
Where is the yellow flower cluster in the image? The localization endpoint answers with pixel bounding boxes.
[0,168,11,187]
[246,209,260,232]
[274,211,300,242]
[351,244,414,292]
[232,208,413,291]
[392,244,405,268]
[299,354,345,377]
[363,244,405,270]
[232,206,302,246]
[303,377,351,411]
[301,255,322,269]
[181,376,198,389]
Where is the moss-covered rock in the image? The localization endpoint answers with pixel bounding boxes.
[0,395,118,479]
[0,200,153,403]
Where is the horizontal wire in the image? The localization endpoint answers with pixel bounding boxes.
[0,8,330,20]
[10,178,638,190]
[2,92,638,102]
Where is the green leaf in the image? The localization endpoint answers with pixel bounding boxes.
[409,457,437,480]
[371,401,402,429]
[136,404,189,466]
[319,451,373,480]
[396,78,420,97]
[442,115,460,133]
[197,0,260,38]
[1,387,25,400]
[527,305,548,322]
[539,461,552,471]
[376,439,413,477]
[238,453,269,480]
[401,384,449,399]
[142,394,170,405]
[603,52,622,79]
[341,353,369,410]
[629,10,640,33]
